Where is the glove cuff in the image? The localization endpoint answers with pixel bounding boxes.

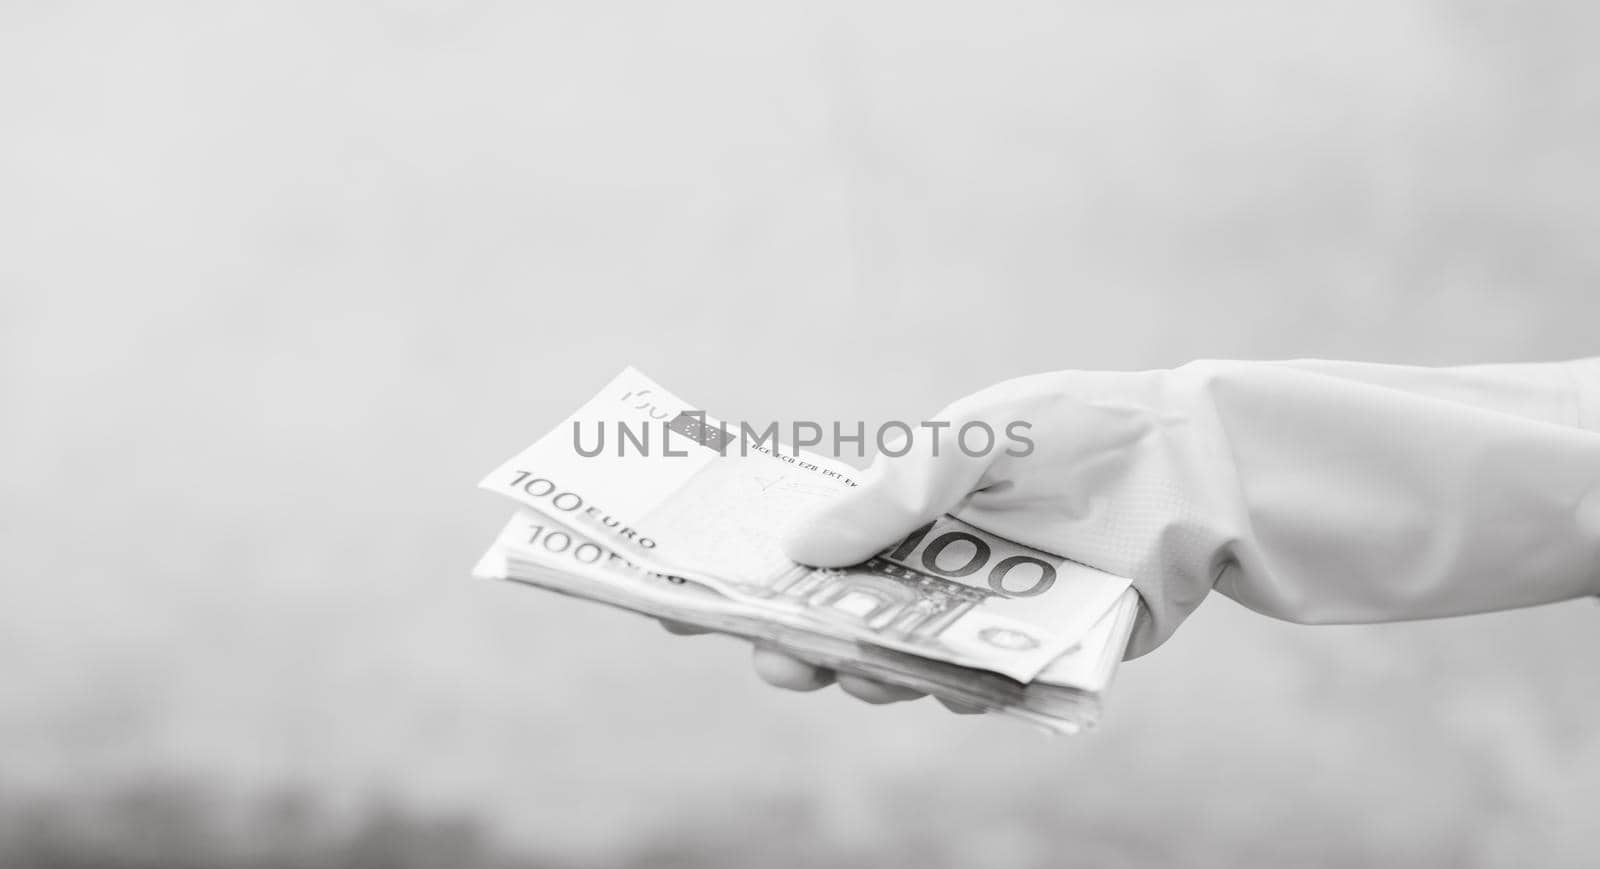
[1570,357,1600,432]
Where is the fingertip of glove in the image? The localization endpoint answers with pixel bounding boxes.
[781,517,885,568]
[782,483,929,568]
[752,646,834,691]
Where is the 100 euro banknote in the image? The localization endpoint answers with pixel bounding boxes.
[478,368,1131,682]
[474,510,1141,732]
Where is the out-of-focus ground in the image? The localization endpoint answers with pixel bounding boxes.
[4,2,1600,866]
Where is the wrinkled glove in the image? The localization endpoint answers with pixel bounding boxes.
[783,358,1600,658]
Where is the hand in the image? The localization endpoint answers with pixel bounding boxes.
[664,366,1217,711]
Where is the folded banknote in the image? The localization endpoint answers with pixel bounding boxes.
[474,510,1138,732]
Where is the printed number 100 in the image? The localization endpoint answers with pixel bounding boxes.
[884,522,1057,598]
[525,524,607,566]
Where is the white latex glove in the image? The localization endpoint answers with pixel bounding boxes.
[782,358,1600,660]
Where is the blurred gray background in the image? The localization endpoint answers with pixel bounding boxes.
[4,1,1599,866]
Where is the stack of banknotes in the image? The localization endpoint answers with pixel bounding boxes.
[472,368,1141,733]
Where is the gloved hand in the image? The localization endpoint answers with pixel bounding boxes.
[741,357,1600,705]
